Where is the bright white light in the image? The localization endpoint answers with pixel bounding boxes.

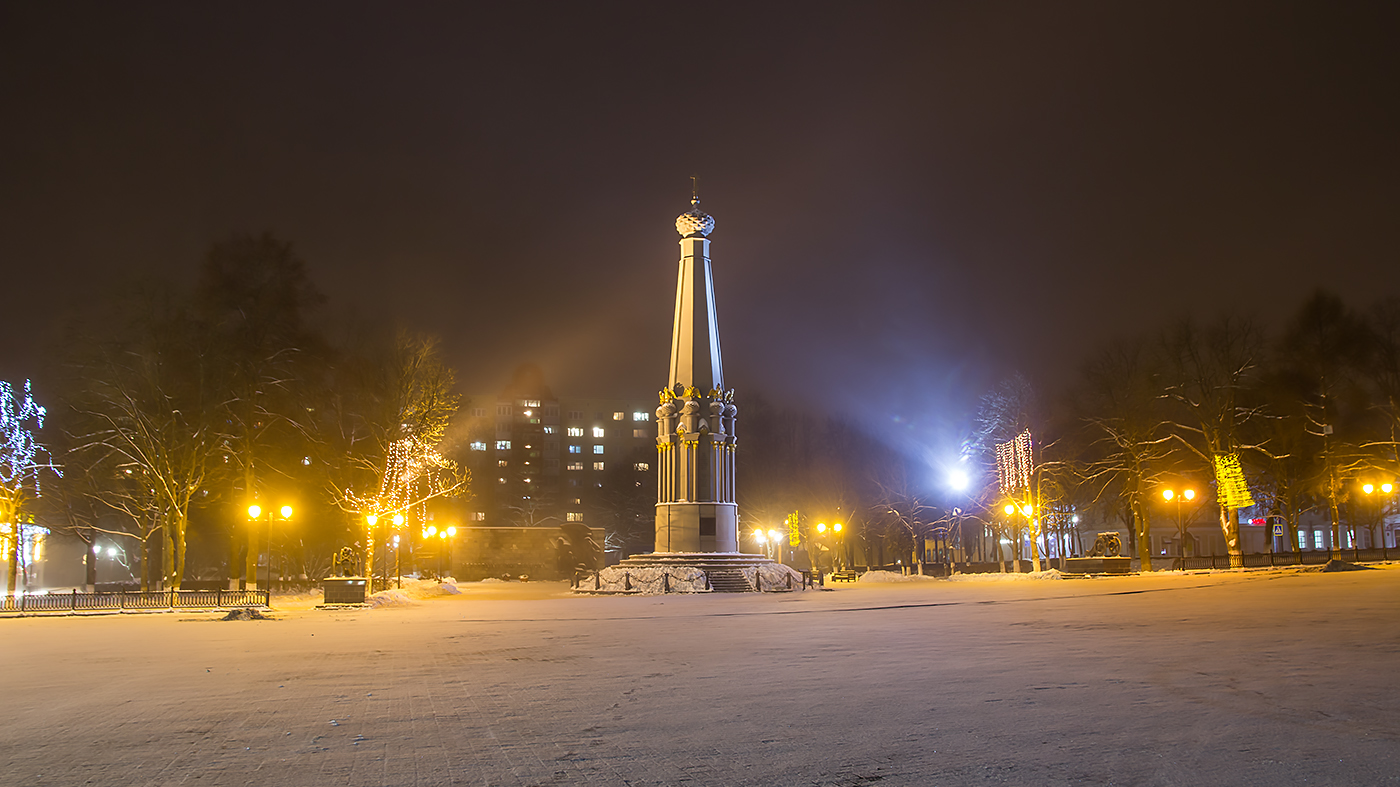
[947,469,970,491]
[93,544,101,555]
[107,547,117,557]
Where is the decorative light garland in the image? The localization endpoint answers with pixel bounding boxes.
[1212,452,1254,510]
[996,429,1033,496]
[0,379,53,496]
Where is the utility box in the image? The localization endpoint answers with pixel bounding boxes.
[322,577,367,604]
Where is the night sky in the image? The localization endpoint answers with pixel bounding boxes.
[2,2,1397,461]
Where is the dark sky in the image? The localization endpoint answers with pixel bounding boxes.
[2,2,1397,466]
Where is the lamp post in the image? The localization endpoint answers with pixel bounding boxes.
[1002,502,1040,572]
[247,504,293,594]
[391,512,405,588]
[423,524,458,579]
[1161,488,1195,568]
[1361,481,1393,552]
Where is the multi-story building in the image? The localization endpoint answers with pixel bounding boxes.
[458,365,658,554]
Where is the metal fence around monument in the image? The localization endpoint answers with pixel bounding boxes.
[0,589,269,614]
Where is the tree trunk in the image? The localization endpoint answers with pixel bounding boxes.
[6,524,19,594]
[140,532,152,591]
[1135,503,1153,572]
[173,511,187,590]
[85,539,97,591]
[162,518,175,591]
[1220,506,1242,567]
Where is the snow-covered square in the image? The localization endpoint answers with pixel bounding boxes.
[3,567,1397,786]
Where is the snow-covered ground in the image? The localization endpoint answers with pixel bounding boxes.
[3,566,1398,786]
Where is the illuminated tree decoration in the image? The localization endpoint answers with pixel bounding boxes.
[0,379,51,495]
[347,435,461,520]
[995,428,1034,496]
[1212,452,1254,509]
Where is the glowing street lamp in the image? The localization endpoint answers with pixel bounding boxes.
[247,503,293,594]
[1161,487,1196,565]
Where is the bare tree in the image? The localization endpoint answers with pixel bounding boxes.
[325,331,469,582]
[1160,317,1270,567]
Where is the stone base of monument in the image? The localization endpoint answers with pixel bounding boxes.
[1061,557,1133,575]
[575,553,804,594]
[321,576,368,604]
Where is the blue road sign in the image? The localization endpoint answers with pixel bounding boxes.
[1272,524,1284,536]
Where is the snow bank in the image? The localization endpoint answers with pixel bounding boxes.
[368,590,416,608]
[579,566,710,594]
[948,569,1065,582]
[577,563,806,594]
[478,577,506,584]
[743,563,806,592]
[857,570,941,584]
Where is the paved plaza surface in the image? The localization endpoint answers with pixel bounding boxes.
[4,567,1398,786]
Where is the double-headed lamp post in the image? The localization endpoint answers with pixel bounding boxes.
[422,524,458,578]
[1161,488,1195,564]
[1002,503,1040,572]
[1361,482,1392,550]
[247,504,293,593]
[815,522,844,572]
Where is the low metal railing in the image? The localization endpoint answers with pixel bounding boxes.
[0,589,269,614]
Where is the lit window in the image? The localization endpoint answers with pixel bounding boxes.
[496,440,511,450]
[543,426,557,435]
[633,429,649,438]
[1298,531,1306,549]
[567,462,583,471]
[566,512,584,522]
[498,460,508,467]
[470,441,487,451]
[633,412,649,421]
[523,399,541,408]
[1313,531,1324,550]
[634,462,650,471]
[571,498,581,505]
[568,445,582,454]
[498,477,507,484]
[468,512,485,521]
[592,427,605,438]
[529,418,541,424]
[593,445,604,454]
[567,427,584,437]
[613,412,625,420]
[593,462,605,471]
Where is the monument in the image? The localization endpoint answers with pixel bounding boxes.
[584,190,797,593]
[653,192,739,552]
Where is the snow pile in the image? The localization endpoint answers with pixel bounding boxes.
[579,566,710,594]
[1318,560,1375,573]
[949,569,1065,582]
[478,577,506,584]
[743,563,806,591]
[368,590,416,608]
[220,607,270,621]
[389,578,464,599]
[858,570,941,584]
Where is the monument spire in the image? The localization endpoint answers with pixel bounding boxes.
[654,190,738,553]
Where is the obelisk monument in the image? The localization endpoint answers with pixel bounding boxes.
[653,193,739,552]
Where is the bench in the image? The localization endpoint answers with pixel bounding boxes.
[831,570,859,583]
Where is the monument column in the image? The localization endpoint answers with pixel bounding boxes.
[654,196,739,553]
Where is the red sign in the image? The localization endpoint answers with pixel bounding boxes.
[1249,518,1267,525]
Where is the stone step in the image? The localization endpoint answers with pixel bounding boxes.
[706,569,753,593]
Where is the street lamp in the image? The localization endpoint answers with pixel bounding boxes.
[247,503,293,594]
[1161,487,1195,566]
[1002,503,1041,572]
[1360,481,1393,551]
